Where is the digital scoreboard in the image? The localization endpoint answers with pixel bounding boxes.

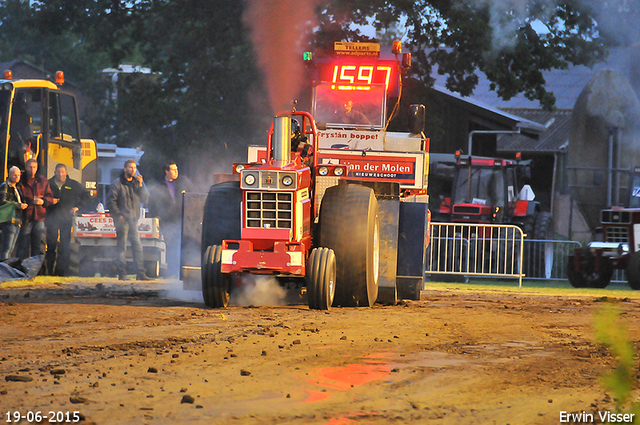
[315,60,399,95]
[308,42,401,129]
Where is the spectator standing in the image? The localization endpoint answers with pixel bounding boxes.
[0,166,28,260]
[45,163,88,276]
[18,159,53,259]
[148,161,195,277]
[107,160,152,281]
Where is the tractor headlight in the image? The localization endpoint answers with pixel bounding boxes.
[244,174,256,185]
[334,167,344,176]
[318,166,329,176]
[282,175,294,186]
[235,164,245,173]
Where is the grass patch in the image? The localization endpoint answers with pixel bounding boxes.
[594,304,640,417]
[424,278,640,299]
[0,275,119,289]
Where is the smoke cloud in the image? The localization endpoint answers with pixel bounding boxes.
[230,274,287,306]
[243,0,318,113]
[161,280,205,303]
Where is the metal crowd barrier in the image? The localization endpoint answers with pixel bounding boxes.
[426,223,525,288]
[426,223,586,285]
[520,239,582,280]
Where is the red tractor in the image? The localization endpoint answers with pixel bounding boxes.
[184,41,432,309]
[437,151,552,238]
[567,167,640,289]
[198,110,430,309]
[428,152,553,279]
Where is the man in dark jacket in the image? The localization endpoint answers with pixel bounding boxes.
[107,160,152,281]
[17,158,54,259]
[45,163,88,276]
[0,166,28,260]
[148,161,195,277]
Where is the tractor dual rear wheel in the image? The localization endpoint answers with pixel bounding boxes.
[202,245,232,308]
[318,184,380,307]
[306,247,336,310]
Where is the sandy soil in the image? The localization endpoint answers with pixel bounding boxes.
[1,279,639,425]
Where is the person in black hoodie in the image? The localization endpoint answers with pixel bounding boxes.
[107,160,151,281]
[0,166,28,260]
[45,163,88,276]
[147,161,194,277]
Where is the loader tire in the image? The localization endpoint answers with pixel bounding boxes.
[625,251,640,290]
[145,260,160,278]
[318,184,380,307]
[201,181,242,257]
[202,245,231,308]
[306,247,336,310]
[78,259,96,277]
[68,241,80,276]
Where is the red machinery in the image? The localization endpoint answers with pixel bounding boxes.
[188,41,431,309]
[567,167,640,289]
[438,151,552,239]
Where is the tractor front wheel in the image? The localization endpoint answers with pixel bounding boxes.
[202,245,232,308]
[567,253,612,289]
[306,247,337,310]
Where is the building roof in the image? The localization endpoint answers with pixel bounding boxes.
[429,46,640,153]
[430,46,640,110]
[496,109,572,153]
[432,84,547,135]
[0,59,80,89]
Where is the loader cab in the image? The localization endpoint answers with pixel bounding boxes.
[0,78,90,187]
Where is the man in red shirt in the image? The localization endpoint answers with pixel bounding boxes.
[18,159,54,259]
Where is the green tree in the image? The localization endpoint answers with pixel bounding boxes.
[314,0,609,109]
[0,0,109,87]
[0,0,622,171]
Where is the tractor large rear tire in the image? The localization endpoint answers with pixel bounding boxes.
[306,247,337,310]
[625,251,640,290]
[318,184,380,307]
[201,181,242,257]
[202,245,232,308]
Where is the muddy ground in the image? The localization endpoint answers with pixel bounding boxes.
[1,278,639,425]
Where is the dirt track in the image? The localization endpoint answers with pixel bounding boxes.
[1,279,639,424]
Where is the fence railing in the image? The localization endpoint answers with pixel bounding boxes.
[520,239,582,280]
[426,223,525,288]
[425,223,592,286]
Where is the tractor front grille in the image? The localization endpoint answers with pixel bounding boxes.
[601,210,631,224]
[314,176,340,217]
[452,205,481,215]
[245,191,293,229]
[605,226,629,243]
